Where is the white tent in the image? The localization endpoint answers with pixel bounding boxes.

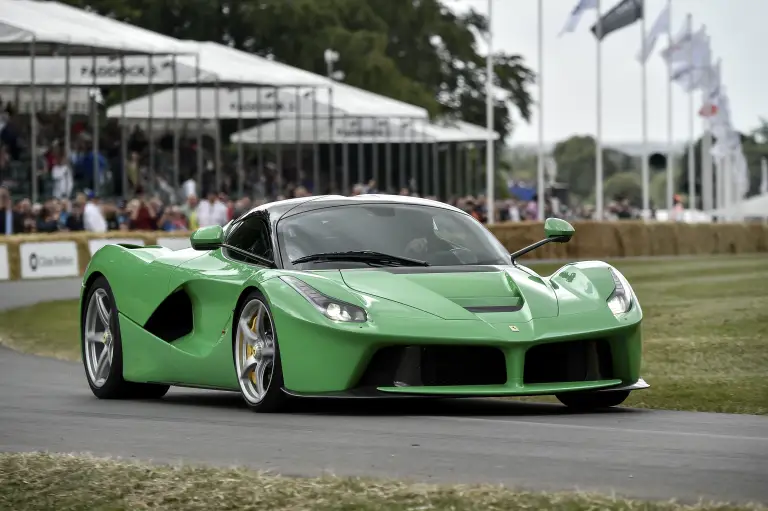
[0,55,206,86]
[231,117,429,144]
[103,42,428,120]
[711,193,768,221]
[420,120,500,143]
[230,117,498,145]
[0,0,192,56]
[106,87,332,121]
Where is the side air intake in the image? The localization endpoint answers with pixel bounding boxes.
[144,288,194,342]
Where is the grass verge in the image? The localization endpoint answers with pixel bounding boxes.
[0,255,766,414]
[1,452,764,511]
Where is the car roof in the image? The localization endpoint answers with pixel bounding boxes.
[240,194,469,226]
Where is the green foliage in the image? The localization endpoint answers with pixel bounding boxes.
[650,169,669,209]
[61,0,535,143]
[604,171,641,206]
[551,135,635,201]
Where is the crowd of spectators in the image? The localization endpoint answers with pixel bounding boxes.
[1,178,578,236]
[1,96,647,237]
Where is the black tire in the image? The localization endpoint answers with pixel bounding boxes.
[555,390,630,410]
[81,276,170,400]
[232,289,287,413]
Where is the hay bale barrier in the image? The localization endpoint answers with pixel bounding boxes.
[0,222,766,281]
[490,221,768,261]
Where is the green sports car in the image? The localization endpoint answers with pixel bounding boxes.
[80,195,648,413]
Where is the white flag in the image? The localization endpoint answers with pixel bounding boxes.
[560,0,598,36]
[661,26,707,64]
[761,158,768,195]
[637,2,670,63]
[670,42,712,93]
[698,59,722,117]
[734,150,750,199]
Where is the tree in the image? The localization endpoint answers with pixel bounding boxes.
[551,135,634,202]
[604,172,642,207]
[59,0,535,142]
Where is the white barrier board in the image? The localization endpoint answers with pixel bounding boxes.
[20,241,79,279]
[0,244,8,280]
[88,238,145,256]
[157,237,192,251]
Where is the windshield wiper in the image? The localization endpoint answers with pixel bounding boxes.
[291,250,429,267]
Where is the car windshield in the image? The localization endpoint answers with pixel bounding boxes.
[276,203,511,270]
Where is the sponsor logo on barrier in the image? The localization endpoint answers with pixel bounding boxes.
[157,237,192,251]
[0,244,8,280]
[88,238,145,256]
[20,242,79,279]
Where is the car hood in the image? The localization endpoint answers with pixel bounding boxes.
[339,266,559,321]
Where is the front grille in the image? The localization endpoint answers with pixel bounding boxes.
[357,345,507,388]
[523,339,614,384]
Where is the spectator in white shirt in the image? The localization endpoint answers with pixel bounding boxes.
[81,190,108,233]
[51,152,73,199]
[182,177,197,199]
[196,191,229,227]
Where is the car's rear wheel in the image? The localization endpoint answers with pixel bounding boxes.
[82,276,170,400]
[555,390,630,410]
[233,290,287,413]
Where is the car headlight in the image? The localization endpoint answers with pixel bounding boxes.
[607,268,633,316]
[280,275,367,323]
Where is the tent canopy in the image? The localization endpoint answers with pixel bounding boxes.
[106,87,337,120]
[230,117,498,145]
[105,83,428,121]
[0,0,193,56]
[0,55,209,86]
[172,42,428,118]
[100,42,427,118]
[171,41,328,88]
[712,193,768,219]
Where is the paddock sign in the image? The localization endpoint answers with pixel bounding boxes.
[0,244,8,280]
[19,241,79,279]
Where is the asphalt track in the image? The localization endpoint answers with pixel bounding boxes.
[1,266,767,504]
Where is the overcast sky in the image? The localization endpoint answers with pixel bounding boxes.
[448,0,765,146]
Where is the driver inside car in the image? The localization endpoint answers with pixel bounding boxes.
[402,211,456,263]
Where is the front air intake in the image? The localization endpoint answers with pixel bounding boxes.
[356,345,507,388]
[523,339,614,384]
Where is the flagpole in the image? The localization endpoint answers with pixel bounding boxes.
[761,157,768,196]
[665,0,674,214]
[485,0,496,225]
[537,0,545,221]
[595,0,604,220]
[640,5,649,219]
[686,13,695,212]
[701,33,713,213]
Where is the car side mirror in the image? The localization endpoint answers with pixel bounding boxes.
[543,217,575,243]
[190,225,224,250]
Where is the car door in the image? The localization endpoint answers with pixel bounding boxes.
[164,215,277,388]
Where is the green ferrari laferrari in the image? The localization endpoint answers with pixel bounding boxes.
[80,194,648,412]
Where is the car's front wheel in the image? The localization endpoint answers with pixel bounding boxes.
[81,276,170,400]
[555,390,630,410]
[233,290,287,413]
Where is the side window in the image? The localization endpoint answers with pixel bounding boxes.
[225,216,273,265]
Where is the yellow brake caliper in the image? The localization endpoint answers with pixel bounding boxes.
[246,315,258,384]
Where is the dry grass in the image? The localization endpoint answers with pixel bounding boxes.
[0,255,766,414]
[1,452,764,511]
